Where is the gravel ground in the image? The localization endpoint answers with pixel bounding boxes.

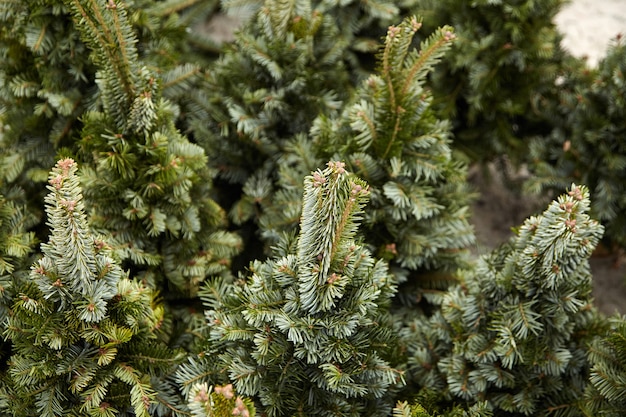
[555,0,626,67]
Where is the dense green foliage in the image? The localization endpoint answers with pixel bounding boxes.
[0,159,182,417]
[0,189,37,375]
[408,185,606,416]
[0,0,213,226]
[179,163,402,417]
[0,0,240,298]
[527,36,626,249]
[258,16,474,300]
[187,0,351,218]
[414,0,568,165]
[583,315,626,416]
[1,0,626,416]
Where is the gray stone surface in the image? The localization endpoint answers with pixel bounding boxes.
[555,0,626,66]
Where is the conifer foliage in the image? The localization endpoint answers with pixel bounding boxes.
[0,192,36,311]
[0,159,181,417]
[260,16,475,293]
[1,0,625,415]
[417,0,568,164]
[527,36,626,249]
[63,0,241,294]
[179,162,402,417]
[0,0,96,234]
[583,315,626,416]
[0,190,37,367]
[0,0,209,232]
[188,0,351,226]
[409,185,604,416]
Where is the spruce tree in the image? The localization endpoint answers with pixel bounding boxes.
[260,16,475,295]
[0,159,182,417]
[186,0,351,225]
[221,0,417,80]
[177,162,402,417]
[0,0,94,221]
[0,0,212,235]
[61,0,241,295]
[406,185,605,416]
[527,36,626,249]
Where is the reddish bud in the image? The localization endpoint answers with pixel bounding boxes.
[563,140,571,152]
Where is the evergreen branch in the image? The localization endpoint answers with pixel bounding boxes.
[31,24,47,54]
[381,26,398,127]
[296,161,370,287]
[267,0,295,39]
[382,109,404,161]
[65,0,139,124]
[401,26,455,98]
[379,17,455,160]
[177,363,216,397]
[41,158,100,297]
[0,195,36,277]
[155,394,192,417]
[435,184,604,414]
[114,363,155,417]
[149,0,204,17]
[108,1,135,90]
[192,163,400,415]
[3,159,179,415]
[69,0,132,90]
[162,64,202,92]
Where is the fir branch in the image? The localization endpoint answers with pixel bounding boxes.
[149,0,204,17]
[0,194,36,276]
[584,315,626,415]
[297,161,370,290]
[378,19,455,160]
[2,159,183,416]
[64,0,139,128]
[425,185,605,416]
[185,163,401,416]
